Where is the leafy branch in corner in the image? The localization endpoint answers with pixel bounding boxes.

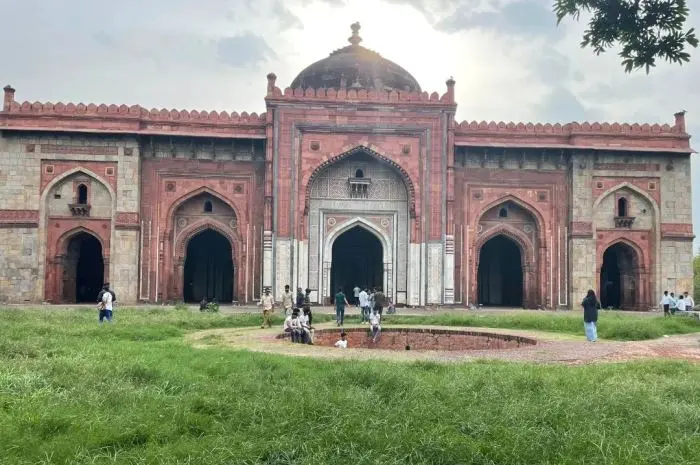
[554,0,698,72]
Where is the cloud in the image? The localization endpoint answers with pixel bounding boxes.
[437,0,562,40]
[217,34,277,68]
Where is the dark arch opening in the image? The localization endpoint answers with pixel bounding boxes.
[77,184,88,205]
[330,226,383,303]
[355,168,364,178]
[184,229,233,302]
[617,197,628,217]
[63,232,104,303]
[600,242,639,309]
[477,235,523,307]
[203,200,213,213]
[499,207,508,218]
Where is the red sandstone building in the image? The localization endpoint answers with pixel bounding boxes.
[0,24,694,309]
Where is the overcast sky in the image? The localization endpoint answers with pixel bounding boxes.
[2,0,698,251]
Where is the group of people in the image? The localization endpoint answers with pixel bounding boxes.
[350,286,391,323]
[659,291,695,316]
[581,288,698,343]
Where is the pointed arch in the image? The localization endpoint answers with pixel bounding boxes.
[593,182,659,218]
[476,194,546,241]
[599,237,645,267]
[40,167,116,206]
[304,145,417,218]
[166,186,242,225]
[473,223,539,308]
[39,168,116,303]
[475,223,534,266]
[174,218,240,260]
[57,226,106,254]
[324,216,392,261]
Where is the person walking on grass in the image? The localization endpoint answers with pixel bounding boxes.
[282,284,294,317]
[353,285,361,307]
[660,290,672,317]
[259,288,274,328]
[96,283,116,324]
[358,287,370,323]
[582,289,601,342]
[335,287,350,326]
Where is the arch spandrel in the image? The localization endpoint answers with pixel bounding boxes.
[304,145,417,218]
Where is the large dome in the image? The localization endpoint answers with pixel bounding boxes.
[290,23,422,92]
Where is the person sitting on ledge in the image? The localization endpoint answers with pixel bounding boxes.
[289,310,304,343]
[300,307,315,344]
[334,332,348,349]
[283,309,294,336]
[369,308,381,343]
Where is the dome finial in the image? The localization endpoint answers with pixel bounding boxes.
[348,22,362,46]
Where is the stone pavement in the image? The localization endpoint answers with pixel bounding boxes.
[186,323,700,365]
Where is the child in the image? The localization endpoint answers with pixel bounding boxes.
[369,308,381,343]
[334,332,348,349]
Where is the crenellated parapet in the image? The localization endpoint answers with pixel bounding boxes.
[1,85,267,138]
[453,112,693,153]
[264,72,456,106]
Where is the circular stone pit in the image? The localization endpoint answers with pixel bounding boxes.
[280,327,537,351]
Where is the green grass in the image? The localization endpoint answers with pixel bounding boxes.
[1,308,699,464]
[380,311,700,341]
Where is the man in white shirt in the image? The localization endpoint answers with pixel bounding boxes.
[677,295,687,312]
[369,308,381,343]
[683,292,695,310]
[660,291,672,317]
[358,288,369,323]
[97,283,116,324]
[282,284,294,317]
[353,286,361,307]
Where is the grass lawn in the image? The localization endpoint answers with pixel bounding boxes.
[1,308,699,464]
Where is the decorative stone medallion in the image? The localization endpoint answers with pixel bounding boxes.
[327,217,336,227]
[165,181,176,192]
[176,217,187,229]
[380,218,390,228]
[229,219,238,229]
[523,224,533,234]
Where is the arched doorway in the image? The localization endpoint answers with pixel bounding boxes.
[183,229,234,303]
[63,232,104,303]
[330,226,383,302]
[477,235,523,307]
[600,242,639,309]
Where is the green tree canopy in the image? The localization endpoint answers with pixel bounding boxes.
[554,0,698,72]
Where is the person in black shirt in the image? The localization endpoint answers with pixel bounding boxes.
[295,287,305,311]
[582,289,601,342]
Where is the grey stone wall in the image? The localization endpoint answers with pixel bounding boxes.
[0,132,142,302]
[0,228,40,302]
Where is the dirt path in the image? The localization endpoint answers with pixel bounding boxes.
[186,324,700,365]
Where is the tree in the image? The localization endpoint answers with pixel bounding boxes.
[554,0,698,73]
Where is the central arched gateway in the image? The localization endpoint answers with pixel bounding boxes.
[330,225,384,302]
[308,148,410,304]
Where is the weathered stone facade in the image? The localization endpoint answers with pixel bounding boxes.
[0,25,694,309]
